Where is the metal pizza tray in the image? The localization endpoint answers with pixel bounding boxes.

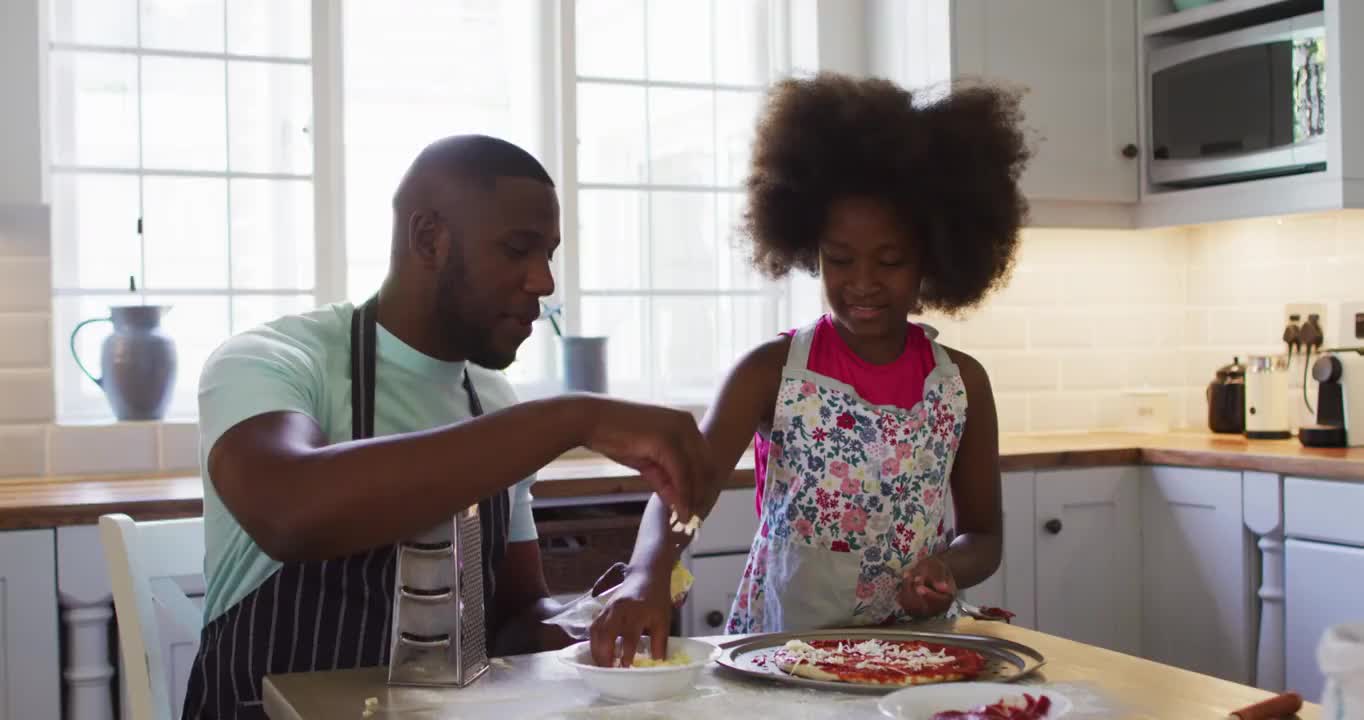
[714,628,1047,695]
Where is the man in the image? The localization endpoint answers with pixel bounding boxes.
[182,135,711,719]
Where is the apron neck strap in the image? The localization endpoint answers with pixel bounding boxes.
[350,296,484,443]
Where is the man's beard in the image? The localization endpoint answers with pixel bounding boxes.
[434,253,517,370]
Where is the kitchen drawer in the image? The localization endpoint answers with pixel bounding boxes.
[684,553,748,636]
[691,488,760,555]
[1285,477,1364,546]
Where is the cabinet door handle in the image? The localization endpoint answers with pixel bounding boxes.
[1122,143,1139,159]
[706,610,725,628]
[1044,518,1063,535]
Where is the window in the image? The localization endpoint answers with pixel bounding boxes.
[49,0,317,420]
[47,0,816,421]
[566,0,794,402]
[340,0,556,391]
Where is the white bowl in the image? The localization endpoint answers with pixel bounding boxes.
[559,636,719,702]
[878,682,1072,719]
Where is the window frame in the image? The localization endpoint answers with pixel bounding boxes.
[47,0,820,421]
[47,0,336,422]
[556,0,803,402]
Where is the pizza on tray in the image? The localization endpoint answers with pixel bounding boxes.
[771,638,986,687]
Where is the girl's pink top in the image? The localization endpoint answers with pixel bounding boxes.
[751,314,937,513]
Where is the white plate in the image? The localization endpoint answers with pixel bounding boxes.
[559,636,720,702]
[878,682,1072,719]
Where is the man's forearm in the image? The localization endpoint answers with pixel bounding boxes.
[229,395,593,561]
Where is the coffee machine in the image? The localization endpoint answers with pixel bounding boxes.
[1299,349,1364,448]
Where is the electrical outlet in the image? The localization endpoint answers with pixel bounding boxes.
[1285,303,1327,347]
[1339,301,1364,348]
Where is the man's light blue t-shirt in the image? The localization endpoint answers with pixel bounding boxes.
[197,302,537,622]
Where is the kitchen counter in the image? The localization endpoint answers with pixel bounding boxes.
[261,619,1321,719]
[3,431,1364,529]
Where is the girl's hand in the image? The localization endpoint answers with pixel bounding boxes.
[898,554,957,617]
[588,564,673,668]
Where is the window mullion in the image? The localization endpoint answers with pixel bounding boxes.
[312,0,346,305]
[223,0,235,330]
[559,0,582,339]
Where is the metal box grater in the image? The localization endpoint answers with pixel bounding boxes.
[387,504,490,687]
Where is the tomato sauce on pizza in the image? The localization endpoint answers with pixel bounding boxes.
[772,638,986,686]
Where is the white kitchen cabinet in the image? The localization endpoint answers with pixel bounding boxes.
[684,553,750,637]
[1284,476,1364,702]
[690,489,761,556]
[1285,538,1364,702]
[0,529,61,720]
[1140,467,1254,684]
[950,0,1140,222]
[1035,467,1142,656]
[964,471,1037,629]
[681,488,759,636]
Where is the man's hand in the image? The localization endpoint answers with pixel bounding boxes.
[588,566,673,668]
[580,397,712,520]
[898,554,957,617]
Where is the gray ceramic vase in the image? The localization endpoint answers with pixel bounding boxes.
[70,305,177,420]
[561,336,608,394]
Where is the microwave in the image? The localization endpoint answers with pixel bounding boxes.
[1148,12,1326,188]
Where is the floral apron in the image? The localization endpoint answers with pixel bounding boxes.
[726,322,968,633]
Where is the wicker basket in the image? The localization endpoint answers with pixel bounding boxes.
[536,506,642,596]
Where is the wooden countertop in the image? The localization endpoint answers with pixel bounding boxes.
[261,619,1320,719]
[4,431,1364,530]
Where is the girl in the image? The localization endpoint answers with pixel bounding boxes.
[590,72,1030,658]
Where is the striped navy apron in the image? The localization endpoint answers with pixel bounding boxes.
[182,297,511,719]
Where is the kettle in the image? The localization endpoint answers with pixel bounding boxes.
[1207,357,1245,434]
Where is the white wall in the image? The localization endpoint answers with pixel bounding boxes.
[0,0,47,206]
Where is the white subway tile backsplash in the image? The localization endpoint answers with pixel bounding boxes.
[0,205,50,258]
[1275,213,1340,258]
[1240,263,1287,301]
[1182,388,1210,433]
[1091,310,1183,349]
[0,370,54,422]
[1029,392,1097,432]
[159,421,199,471]
[1060,353,1128,390]
[1028,311,1094,349]
[1095,392,1127,430]
[1309,257,1364,298]
[1183,309,1208,345]
[1206,308,1281,346]
[960,309,1028,349]
[979,353,1058,392]
[1186,264,1239,306]
[1126,351,1183,388]
[1336,212,1364,256]
[0,314,50,368]
[0,258,51,311]
[0,425,45,477]
[994,393,1028,434]
[49,422,158,476]
[991,268,1058,306]
[1063,266,1180,306]
[1191,218,1280,261]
